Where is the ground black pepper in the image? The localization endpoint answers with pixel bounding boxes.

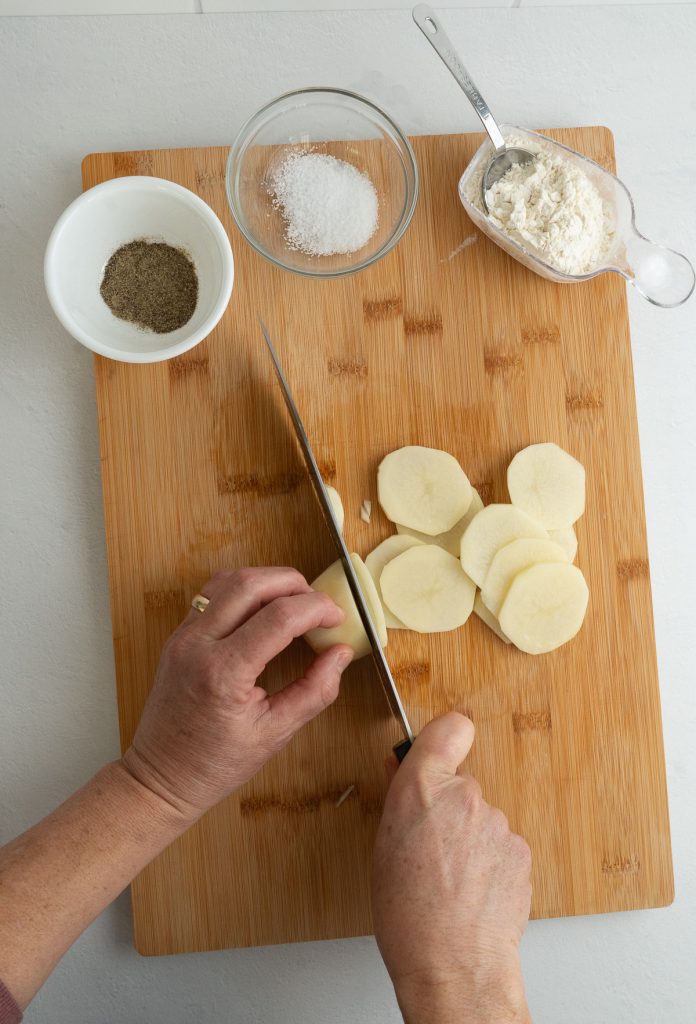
[100,239,198,334]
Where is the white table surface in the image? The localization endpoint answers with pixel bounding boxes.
[1,0,688,16]
[1,7,695,1023]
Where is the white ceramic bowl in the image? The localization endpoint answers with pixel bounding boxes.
[44,176,234,363]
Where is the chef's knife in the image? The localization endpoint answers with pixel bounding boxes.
[259,317,414,761]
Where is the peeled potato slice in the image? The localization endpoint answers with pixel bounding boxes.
[381,545,475,633]
[474,593,511,644]
[549,526,578,562]
[481,537,569,617]
[499,562,589,655]
[507,442,585,529]
[397,488,484,557]
[325,485,344,533]
[460,504,548,588]
[305,553,387,661]
[365,535,424,629]
[378,446,472,536]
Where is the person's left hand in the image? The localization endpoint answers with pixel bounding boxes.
[121,567,352,824]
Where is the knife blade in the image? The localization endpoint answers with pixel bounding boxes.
[259,317,414,759]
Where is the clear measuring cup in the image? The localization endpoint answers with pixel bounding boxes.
[458,126,695,308]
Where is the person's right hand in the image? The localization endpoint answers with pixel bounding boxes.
[371,713,532,1024]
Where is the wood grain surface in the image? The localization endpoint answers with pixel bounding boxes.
[83,127,673,956]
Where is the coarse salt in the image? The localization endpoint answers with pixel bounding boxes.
[270,151,379,257]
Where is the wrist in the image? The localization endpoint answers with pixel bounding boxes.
[118,745,205,829]
[107,757,200,838]
[394,963,531,1024]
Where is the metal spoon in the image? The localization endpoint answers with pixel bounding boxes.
[412,4,535,211]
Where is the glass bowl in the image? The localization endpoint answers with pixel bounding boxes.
[459,125,694,308]
[226,88,419,278]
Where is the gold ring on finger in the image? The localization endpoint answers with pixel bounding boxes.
[191,594,210,613]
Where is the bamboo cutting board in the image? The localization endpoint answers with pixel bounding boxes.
[83,127,673,956]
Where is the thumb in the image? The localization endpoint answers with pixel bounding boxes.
[264,644,353,742]
[401,712,475,778]
[384,753,400,783]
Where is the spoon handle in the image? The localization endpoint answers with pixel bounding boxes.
[412,4,506,154]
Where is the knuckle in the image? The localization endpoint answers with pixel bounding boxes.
[210,567,234,584]
[267,596,297,634]
[228,567,258,589]
[407,772,436,811]
[460,776,483,813]
[314,590,338,616]
[511,833,533,869]
[209,566,260,593]
[195,648,218,679]
[284,566,309,587]
[490,807,510,833]
[194,652,226,700]
[320,672,341,708]
[163,627,188,660]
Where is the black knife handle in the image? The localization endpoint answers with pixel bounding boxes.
[393,738,412,763]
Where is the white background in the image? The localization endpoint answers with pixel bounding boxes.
[1,6,695,1024]
[0,0,692,14]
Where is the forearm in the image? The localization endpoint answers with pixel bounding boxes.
[0,760,189,1009]
[394,966,532,1024]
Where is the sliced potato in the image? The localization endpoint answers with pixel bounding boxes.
[397,488,484,556]
[325,485,344,533]
[351,556,387,645]
[378,445,472,536]
[549,526,578,562]
[481,537,569,617]
[507,442,585,529]
[474,592,511,644]
[460,503,548,588]
[365,535,424,628]
[305,553,387,661]
[380,545,475,633]
[499,562,589,655]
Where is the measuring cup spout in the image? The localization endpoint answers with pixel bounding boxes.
[614,230,695,308]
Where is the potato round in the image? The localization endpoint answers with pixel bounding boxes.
[460,503,548,588]
[365,535,424,628]
[305,553,387,660]
[325,485,344,533]
[377,446,472,535]
[380,545,475,633]
[397,488,484,556]
[499,562,589,655]
[481,536,569,617]
[473,593,511,644]
[507,442,585,529]
[549,526,578,562]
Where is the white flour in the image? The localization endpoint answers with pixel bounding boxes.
[269,151,379,257]
[466,137,614,275]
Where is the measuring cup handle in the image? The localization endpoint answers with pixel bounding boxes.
[412,4,506,154]
[619,229,695,308]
